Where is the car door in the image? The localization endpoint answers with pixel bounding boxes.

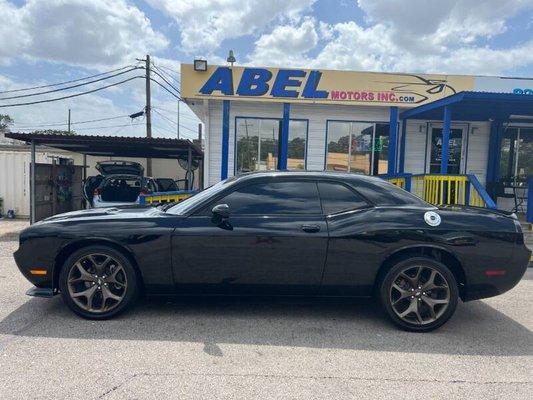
[316,180,377,296]
[171,178,328,295]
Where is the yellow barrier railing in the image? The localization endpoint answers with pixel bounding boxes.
[385,174,496,208]
[138,190,196,205]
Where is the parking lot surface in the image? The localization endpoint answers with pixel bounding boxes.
[0,239,531,399]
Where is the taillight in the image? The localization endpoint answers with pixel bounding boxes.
[139,190,149,196]
[93,188,101,196]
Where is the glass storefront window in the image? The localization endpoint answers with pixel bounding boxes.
[235,118,308,174]
[499,127,533,184]
[287,120,307,170]
[326,121,390,175]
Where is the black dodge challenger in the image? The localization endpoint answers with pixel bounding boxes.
[14,172,530,331]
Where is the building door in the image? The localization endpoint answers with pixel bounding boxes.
[428,126,466,174]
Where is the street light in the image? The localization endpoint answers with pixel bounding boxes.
[226,50,236,67]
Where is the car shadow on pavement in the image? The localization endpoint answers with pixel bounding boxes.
[0,295,531,357]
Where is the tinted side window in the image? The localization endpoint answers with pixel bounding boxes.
[219,181,321,215]
[354,178,428,206]
[318,181,369,214]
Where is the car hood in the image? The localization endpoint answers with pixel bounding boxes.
[37,205,163,224]
[95,160,144,176]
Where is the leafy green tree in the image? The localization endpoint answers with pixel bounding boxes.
[0,114,14,133]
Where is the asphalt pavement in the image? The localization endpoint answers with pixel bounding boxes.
[0,239,531,399]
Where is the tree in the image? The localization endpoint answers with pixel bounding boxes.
[0,114,14,133]
[31,129,76,135]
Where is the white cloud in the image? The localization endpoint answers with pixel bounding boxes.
[0,0,168,68]
[244,1,533,76]
[248,17,319,66]
[145,0,316,53]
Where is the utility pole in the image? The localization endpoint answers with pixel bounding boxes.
[67,109,71,134]
[145,54,152,176]
[177,100,180,139]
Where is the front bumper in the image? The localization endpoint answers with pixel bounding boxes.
[14,244,54,289]
[26,286,56,298]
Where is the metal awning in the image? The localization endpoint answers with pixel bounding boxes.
[400,91,533,121]
[5,132,203,159]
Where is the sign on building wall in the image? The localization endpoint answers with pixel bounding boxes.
[181,64,476,107]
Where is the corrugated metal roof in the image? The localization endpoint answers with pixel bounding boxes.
[4,132,203,159]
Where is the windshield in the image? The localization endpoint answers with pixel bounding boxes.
[166,178,234,215]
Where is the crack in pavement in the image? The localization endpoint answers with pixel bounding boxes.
[96,371,532,398]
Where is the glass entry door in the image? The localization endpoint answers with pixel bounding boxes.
[429,127,465,174]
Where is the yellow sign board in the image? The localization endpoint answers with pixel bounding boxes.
[181,64,475,107]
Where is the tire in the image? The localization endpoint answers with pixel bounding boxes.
[379,257,459,332]
[59,245,139,319]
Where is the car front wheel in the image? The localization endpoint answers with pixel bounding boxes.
[379,257,459,332]
[59,245,139,319]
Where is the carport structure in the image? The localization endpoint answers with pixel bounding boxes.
[5,132,203,223]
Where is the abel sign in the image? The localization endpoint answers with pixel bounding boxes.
[181,64,475,107]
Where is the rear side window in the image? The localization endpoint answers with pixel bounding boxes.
[217,180,321,215]
[318,181,369,214]
[354,178,428,206]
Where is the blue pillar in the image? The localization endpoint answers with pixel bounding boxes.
[278,103,290,170]
[399,118,407,173]
[486,120,502,183]
[527,176,533,223]
[387,107,399,176]
[221,100,230,180]
[440,106,451,174]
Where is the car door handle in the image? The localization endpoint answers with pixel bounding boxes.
[301,224,320,233]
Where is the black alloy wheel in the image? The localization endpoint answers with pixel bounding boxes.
[59,246,138,319]
[380,257,459,332]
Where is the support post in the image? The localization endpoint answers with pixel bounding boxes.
[187,146,192,190]
[440,106,452,174]
[30,140,36,224]
[527,176,533,224]
[399,119,407,173]
[387,107,399,176]
[221,100,230,180]
[279,103,290,170]
[145,54,152,176]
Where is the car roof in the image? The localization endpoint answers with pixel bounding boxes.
[231,170,385,184]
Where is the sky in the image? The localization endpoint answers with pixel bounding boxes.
[0,0,532,139]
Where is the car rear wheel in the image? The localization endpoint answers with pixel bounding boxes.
[379,257,458,332]
[59,246,139,319]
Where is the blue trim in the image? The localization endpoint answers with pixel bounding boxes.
[440,106,452,174]
[526,175,533,224]
[486,120,503,183]
[399,119,407,173]
[278,103,290,169]
[400,92,465,119]
[467,174,497,209]
[463,123,470,174]
[387,107,399,175]
[233,115,309,174]
[465,180,471,205]
[221,100,230,180]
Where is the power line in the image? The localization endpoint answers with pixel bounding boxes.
[150,69,181,95]
[0,64,137,95]
[152,109,197,135]
[154,64,181,77]
[152,64,181,89]
[150,78,183,101]
[18,122,144,132]
[152,64,180,85]
[0,76,144,108]
[0,67,142,101]
[15,114,132,128]
[152,106,199,122]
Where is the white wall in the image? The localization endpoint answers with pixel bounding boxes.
[205,101,493,186]
[206,100,391,185]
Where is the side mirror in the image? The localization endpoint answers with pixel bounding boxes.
[212,204,230,219]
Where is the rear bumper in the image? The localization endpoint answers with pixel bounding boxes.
[463,244,531,301]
